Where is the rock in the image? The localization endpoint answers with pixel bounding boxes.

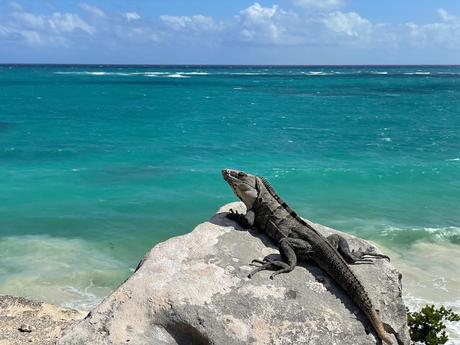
[0,294,86,345]
[18,324,35,332]
[58,202,410,345]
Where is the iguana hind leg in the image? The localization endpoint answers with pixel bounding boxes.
[327,234,390,264]
[248,237,312,279]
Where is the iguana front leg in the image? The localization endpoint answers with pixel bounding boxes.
[226,209,255,229]
[327,234,390,264]
[248,237,312,279]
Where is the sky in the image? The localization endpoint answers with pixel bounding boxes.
[1,0,460,64]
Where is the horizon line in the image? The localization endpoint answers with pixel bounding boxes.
[1,63,460,67]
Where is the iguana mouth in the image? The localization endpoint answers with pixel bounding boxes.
[222,169,236,187]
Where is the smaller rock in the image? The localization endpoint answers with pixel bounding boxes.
[18,324,35,333]
[1,295,85,345]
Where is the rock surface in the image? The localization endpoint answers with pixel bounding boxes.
[0,295,85,345]
[58,202,410,345]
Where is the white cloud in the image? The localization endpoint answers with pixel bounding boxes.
[0,9,94,46]
[79,3,105,18]
[398,9,460,50]
[0,24,44,45]
[239,2,279,21]
[160,14,216,32]
[2,1,460,58]
[125,12,140,22]
[12,12,45,29]
[438,8,457,22]
[0,24,12,37]
[48,12,94,35]
[405,14,460,50]
[234,3,299,44]
[19,30,43,45]
[324,11,372,37]
[293,0,344,11]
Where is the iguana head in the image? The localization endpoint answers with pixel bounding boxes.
[222,169,258,209]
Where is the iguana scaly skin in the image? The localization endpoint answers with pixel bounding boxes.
[222,169,396,345]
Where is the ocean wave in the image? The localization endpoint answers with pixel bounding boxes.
[382,225,460,243]
[54,71,197,78]
[220,72,267,76]
[59,284,102,311]
[180,72,209,75]
[52,70,460,79]
[383,240,460,344]
[0,234,129,310]
[166,73,190,78]
[301,71,334,76]
[403,72,431,75]
[138,72,170,76]
[54,71,131,76]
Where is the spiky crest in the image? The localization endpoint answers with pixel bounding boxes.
[259,175,373,308]
[260,177,322,236]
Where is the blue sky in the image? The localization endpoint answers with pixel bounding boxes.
[1,0,460,64]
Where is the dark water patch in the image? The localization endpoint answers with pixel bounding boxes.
[0,122,12,131]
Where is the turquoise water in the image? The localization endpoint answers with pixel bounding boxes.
[0,65,459,335]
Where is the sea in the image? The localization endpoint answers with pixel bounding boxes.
[0,65,459,341]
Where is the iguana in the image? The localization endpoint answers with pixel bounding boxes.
[222,169,397,345]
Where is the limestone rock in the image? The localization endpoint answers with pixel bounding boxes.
[0,294,85,345]
[58,202,410,345]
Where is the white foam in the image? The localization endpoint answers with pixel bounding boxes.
[447,158,460,161]
[140,72,170,76]
[54,71,131,76]
[180,72,209,75]
[382,225,460,242]
[225,72,265,75]
[0,235,129,310]
[302,71,332,76]
[403,72,431,75]
[382,241,460,343]
[166,73,190,78]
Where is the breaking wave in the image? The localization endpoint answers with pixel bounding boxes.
[52,69,460,79]
[385,240,460,344]
[380,225,460,245]
[0,235,130,310]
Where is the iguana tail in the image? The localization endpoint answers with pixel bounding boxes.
[369,310,394,345]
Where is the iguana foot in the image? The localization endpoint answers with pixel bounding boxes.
[248,258,291,279]
[247,238,299,279]
[327,234,390,264]
[226,209,252,229]
[352,248,390,262]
